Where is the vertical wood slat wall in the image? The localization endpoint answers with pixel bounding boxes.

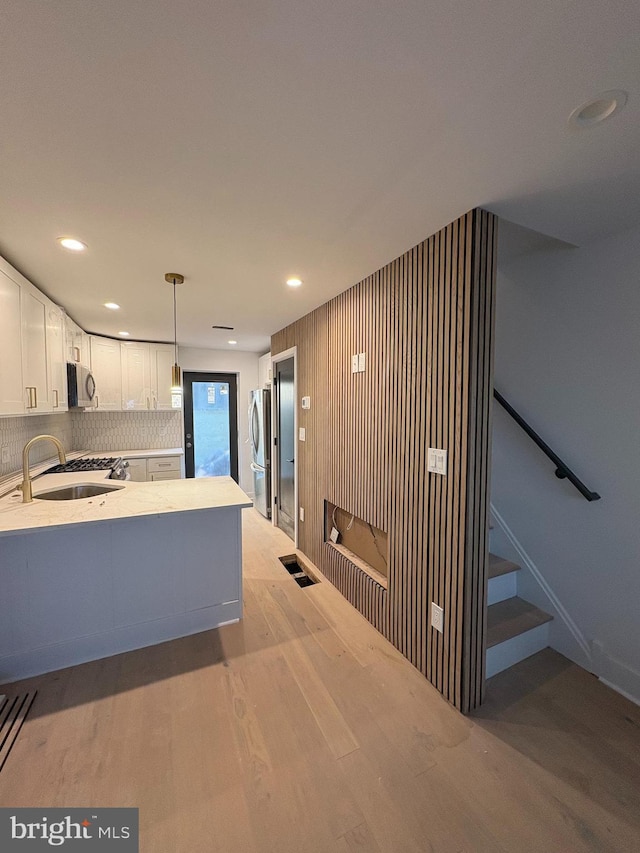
[272,208,497,712]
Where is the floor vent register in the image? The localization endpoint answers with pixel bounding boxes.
[0,691,37,772]
[279,555,317,588]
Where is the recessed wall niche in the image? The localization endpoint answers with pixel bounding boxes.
[325,501,388,587]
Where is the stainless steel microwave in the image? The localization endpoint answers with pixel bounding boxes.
[67,363,96,408]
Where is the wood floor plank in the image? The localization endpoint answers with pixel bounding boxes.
[0,510,639,852]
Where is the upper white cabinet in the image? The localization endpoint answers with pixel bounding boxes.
[22,286,52,413]
[90,335,122,410]
[150,343,176,410]
[46,305,68,412]
[65,316,90,367]
[121,340,151,410]
[0,267,25,415]
[258,352,272,389]
[121,341,177,410]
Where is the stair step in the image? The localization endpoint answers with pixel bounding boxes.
[488,553,520,579]
[487,597,552,648]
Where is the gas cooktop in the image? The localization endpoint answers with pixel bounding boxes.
[45,457,121,474]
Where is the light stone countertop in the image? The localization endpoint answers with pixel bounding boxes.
[83,448,184,459]
[0,473,252,537]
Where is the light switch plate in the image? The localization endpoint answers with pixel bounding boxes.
[428,447,447,475]
[299,427,306,441]
[351,354,359,373]
[358,352,366,372]
[301,396,311,409]
[299,507,305,522]
[431,602,444,633]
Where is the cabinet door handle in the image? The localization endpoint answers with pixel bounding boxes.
[95,394,99,409]
[53,389,59,408]
[146,396,150,409]
[73,346,80,363]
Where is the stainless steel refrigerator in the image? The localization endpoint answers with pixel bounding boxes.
[249,388,271,518]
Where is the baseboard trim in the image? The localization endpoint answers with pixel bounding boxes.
[489,503,591,661]
[591,640,640,707]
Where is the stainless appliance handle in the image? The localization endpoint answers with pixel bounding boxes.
[250,462,264,473]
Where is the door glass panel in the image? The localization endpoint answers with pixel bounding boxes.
[192,381,231,477]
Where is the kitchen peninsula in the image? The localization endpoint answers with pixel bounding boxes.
[0,472,252,684]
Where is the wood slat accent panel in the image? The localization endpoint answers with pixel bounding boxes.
[272,208,496,712]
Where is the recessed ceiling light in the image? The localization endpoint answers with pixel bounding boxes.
[58,237,87,252]
[118,331,130,337]
[228,340,237,345]
[286,277,302,288]
[568,90,628,129]
[103,302,120,310]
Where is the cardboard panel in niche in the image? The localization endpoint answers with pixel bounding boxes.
[325,501,388,581]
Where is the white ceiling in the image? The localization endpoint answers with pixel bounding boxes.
[1,1,638,352]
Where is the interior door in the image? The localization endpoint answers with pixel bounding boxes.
[183,372,239,481]
[275,357,295,539]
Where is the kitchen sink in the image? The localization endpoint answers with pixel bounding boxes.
[34,483,125,501]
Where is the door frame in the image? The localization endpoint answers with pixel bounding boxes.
[271,347,297,547]
[183,371,239,482]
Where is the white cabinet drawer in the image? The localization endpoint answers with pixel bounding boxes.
[150,471,181,481]
[147,456,181,474]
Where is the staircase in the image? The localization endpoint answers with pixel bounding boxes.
[486,552,553,678]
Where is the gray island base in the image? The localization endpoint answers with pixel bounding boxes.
[0,476,252,684]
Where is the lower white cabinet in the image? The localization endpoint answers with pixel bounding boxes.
[125,455,182,482]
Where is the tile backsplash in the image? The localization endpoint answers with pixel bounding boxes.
[0,410,182,477]
[70,410,183,452]
[0,413,74,477]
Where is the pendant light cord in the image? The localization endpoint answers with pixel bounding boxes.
[173,278,178,363]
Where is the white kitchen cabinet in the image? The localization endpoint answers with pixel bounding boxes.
[150,342,176,410]
[65,316,90,366]
[90,335,122,410]
[0,267,25,415]
[121,340,151,410]
[124,454,181,482]
[125,458,148,482]
[258,351,272,388]
[148,455,181,480]
[46,304,68,412]
[22,286,52,413]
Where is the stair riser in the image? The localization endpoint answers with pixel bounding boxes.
[486,622,550,678]
[488,571,517,605]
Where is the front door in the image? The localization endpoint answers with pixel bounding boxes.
[275,357,295,539]
[183,372,239,481]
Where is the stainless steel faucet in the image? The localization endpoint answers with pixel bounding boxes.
[21,435,67,503]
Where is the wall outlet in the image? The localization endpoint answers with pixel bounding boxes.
[299,507,305,522]
[1,445,8,465]
[299,427,306,441]
[301,396,311,409]
[358,352,366,372]
[351,354,359,373]
[428,448,447,475]
[431,602,444,633]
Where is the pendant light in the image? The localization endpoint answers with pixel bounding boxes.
[165,272,184,391]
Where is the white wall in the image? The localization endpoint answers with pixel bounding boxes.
[179,348,260,494]
[493,221,640,703]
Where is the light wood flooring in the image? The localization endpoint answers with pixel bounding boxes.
[1,509,639,852]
